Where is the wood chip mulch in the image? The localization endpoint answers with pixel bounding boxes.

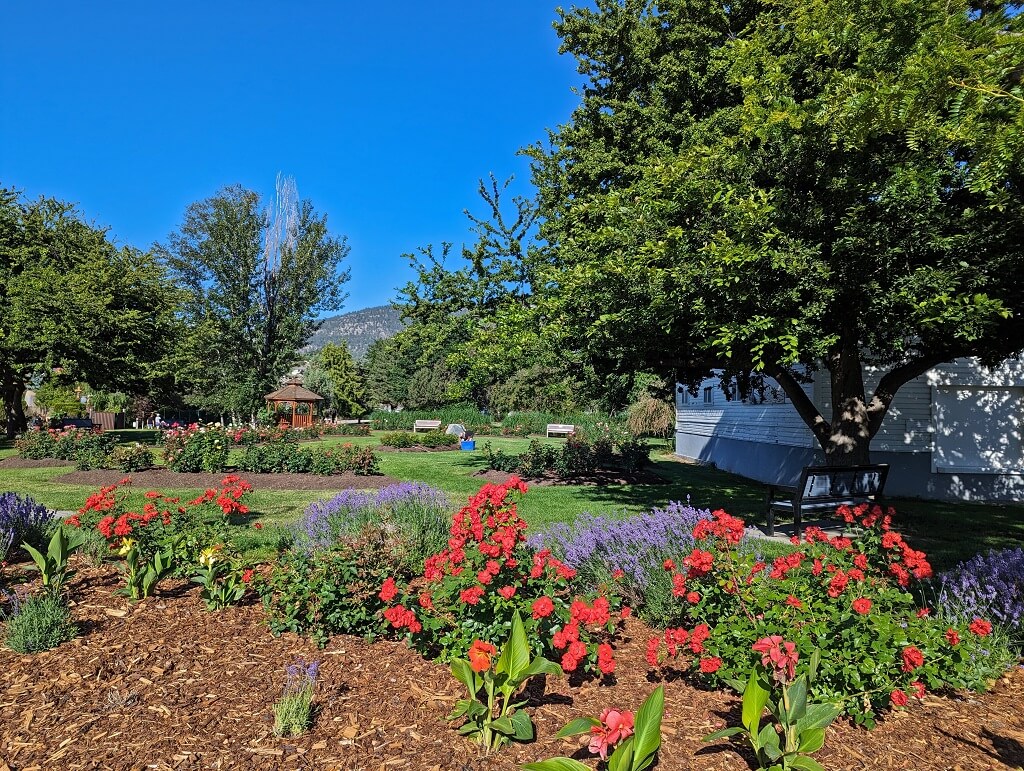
[51,470,403,491]
[1,563,1023,771]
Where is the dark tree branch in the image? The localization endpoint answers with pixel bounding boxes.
[867,353,952,438]
[770,364,832,447]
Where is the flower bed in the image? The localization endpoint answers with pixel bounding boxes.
[482,434,651,478]
[378,430,459,449]
[15,427,117,470]
[238,441,379,476]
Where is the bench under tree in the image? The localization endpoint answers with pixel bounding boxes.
[765,464,889,537]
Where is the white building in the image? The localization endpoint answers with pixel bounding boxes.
[675,357,1024,502]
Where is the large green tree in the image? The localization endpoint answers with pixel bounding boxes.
[305,341,364,418]
[517,0,1024,465]
[159,177,350,421]
[0,189,178,436]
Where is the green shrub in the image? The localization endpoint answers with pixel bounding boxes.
[380,431,416,448]
[369,405,491,431]
[15,430,57,459]
[163,425,229,472]
[617,439,652,473]
[259,534,397,645]
[109,443,155,472]
[3,593,78,653]
[238,441,379,476]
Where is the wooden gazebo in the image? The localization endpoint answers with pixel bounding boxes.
[264,378,324,428]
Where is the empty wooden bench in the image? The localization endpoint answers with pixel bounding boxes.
[545,423,575,437]
[765,464,889,537]
[413,419,443,433]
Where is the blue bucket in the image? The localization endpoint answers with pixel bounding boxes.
[460,440,476,451]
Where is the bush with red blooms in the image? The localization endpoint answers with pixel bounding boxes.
[645,504,1011,726]
[378,477,625,676]
[69,475,255,597]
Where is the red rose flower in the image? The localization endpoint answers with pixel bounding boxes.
[945,628,960,646]
[890,689,908,707]
[901,645,924,672]
[969,618,992,637]
[379,577,398,602]
[531,596,554,619]
[699,657,722,674]
[852,597,872,615]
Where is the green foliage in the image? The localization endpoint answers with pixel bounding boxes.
[626,396,675,440]
[380,431,458,449]
[162,425,230,473]
[448,612,562,752]
[307,341,364,418]
[510,0,1024,465]
[109,443,154,472]
[704,653,841,771]
[2,593,78,653]
[0,188,179,437]
[369,405,492,432]
[22,527,87,597]
[192,548,250,610]
[238,440,379,476]
[259,536,398,646]
[481,436,650,478]
[157,176,350,420]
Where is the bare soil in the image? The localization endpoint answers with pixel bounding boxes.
[2,562,1021,770]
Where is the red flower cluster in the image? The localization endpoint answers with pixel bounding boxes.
[692,509,746,545]
[901,645,924,672]
[753,635,799,683]
[969,618,992,637]
[383,604,421,633]
[187,475,253,516]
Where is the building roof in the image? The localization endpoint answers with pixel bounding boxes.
[264,379,324,402]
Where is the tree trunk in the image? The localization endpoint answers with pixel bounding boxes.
[822,345,872,466]
[2,368,28,439]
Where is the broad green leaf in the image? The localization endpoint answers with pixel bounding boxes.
[742,670,770,735]
[797,727,825,754]
[759,723,781,760]
[788,756,828,771]
[609,736,635,771]
[521,656,564,680]
[556,717,601,738]
[510,709,535,740]
[786,677,808,723]
[496,611,531,684]
[797,703,842,732]
[703,727,745,742]
[631,685,664,766]
[450,659,476,693]
[520,759,592,771]
[491,716,516,735]
[808,649,820,684]
[21,542,47,574]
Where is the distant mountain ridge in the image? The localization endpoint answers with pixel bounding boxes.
[305,305,405,359]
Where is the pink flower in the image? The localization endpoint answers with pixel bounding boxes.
[588,708,635,760]
[752,636,798,683]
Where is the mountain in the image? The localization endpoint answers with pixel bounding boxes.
[304,305,405,359]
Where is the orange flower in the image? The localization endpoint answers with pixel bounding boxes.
[467,640,497,673]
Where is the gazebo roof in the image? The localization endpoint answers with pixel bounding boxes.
[264,379,324,402]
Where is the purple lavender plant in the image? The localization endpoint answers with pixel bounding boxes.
[936,547,1024,640]
[0,492,56,561]
[284,657,320,694]
[295,483,450,568]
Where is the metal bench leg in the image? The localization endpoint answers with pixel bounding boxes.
[794,502,802,541]
[767,508,775,538]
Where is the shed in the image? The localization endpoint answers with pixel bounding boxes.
[265,378,324,428]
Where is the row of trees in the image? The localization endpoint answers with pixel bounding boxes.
[374,0,1024,464]
[0,176,351,436]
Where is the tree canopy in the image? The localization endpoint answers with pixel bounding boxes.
[158,177,350,421]
[504,0,1024,464]
[0,189,178,436]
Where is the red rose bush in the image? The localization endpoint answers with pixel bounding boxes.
[378,477,625,676]
[643,504,1010,725]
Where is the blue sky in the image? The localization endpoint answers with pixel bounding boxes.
[0,2,584,312]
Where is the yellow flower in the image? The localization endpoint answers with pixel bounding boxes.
[118,538,137,556]
[199,545,223,567]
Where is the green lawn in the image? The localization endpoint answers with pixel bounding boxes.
[1,432,1020,570]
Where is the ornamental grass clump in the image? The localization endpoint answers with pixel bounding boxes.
[644,503,1012,727]
[0,492,56,561]
[273,658,319,737]
[378,478,626,677]
[935,547,1024,645]
[2,592,78,653]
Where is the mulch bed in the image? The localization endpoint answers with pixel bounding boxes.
[52,469,403,491]
[0,457,74,470]
[474,468,667,487]
[3,563,1021,770]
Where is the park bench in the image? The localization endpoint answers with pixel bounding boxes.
[546,423,575,438]
[765,464,889,537]
[58,417,95,430]
[413,419,443,433]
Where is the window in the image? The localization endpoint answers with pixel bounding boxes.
[703,386,713,404]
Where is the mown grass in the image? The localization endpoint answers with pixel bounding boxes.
[0,432,1020,570]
